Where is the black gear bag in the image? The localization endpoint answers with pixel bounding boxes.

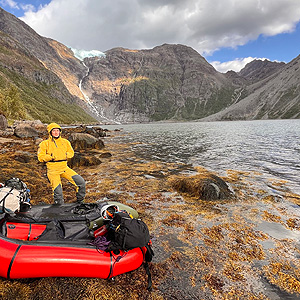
[106,210,154,290]
[106,211,150,251]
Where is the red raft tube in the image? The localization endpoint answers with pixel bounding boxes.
[0,222,146,280]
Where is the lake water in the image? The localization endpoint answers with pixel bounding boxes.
[101,119,300,299]
[103,119,300,194]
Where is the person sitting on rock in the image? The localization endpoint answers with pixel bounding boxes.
[37,122,85,204]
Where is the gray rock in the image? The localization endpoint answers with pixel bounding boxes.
[14,120,45,133]
[68,132,105,150]
[14,124,40,138]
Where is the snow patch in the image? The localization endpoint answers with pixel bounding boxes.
[71,48,105,61]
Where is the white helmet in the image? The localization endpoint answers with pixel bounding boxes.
[101,204,119,220]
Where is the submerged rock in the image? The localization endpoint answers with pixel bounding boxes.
[99,152,112,158]
[12,151,33,163]
[169,172,232,201]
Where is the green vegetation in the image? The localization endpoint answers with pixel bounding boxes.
[178,87,236,120]
[128,77,179,120]
[281,104,300,119]
[123,65,237,121]
[276,87,300,118]
[0,85,26,119]
[0,67,96,124]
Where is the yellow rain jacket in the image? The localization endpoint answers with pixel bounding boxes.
[38,123,74,167]
[37,123,85,204]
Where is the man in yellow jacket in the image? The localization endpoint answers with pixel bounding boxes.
[37,123,86,204]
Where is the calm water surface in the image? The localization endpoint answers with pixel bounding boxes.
[103,119,300,194]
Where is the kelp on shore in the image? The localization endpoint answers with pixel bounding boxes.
[1,130,300,299]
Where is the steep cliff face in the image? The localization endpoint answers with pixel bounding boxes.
[0,7,86,101]
[0,31,71,101]
[82,44,242,122]
[0,8,95,123]
[44,39,87,100]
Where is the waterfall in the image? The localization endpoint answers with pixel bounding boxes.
[79,62,121,124]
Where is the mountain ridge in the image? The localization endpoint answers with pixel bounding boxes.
[201,55,300,121]
[0,6,299,123]
[82,44,243,122]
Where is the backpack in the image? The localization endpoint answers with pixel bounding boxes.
[106,210,154,290]
[106,211,150,251]
[0,178,31,213]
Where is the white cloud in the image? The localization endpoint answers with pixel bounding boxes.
[210,57,267,73]
[0,0,19,9]
[20,4,35,13]
[19,0,300,56]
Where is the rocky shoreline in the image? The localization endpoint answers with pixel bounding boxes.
[1,117,300,299]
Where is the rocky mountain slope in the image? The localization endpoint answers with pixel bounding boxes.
[81,45,296,123]
[202,56,300,121]
[0,7,95,123]
[238,59,285,84]
[82,45,245,122]
[0,6,299,123]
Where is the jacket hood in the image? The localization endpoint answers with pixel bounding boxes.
[47,123,62,135]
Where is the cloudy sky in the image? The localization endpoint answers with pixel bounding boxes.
[1,0,300,72]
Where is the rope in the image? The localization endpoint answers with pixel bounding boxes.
[88,236,110,253]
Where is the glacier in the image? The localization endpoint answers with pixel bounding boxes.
[71,48,106,61]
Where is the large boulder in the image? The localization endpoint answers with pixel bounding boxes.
[169,172,232,201]
[68,152,102,168]
[13,120,45,138]
[83,126,107,138]
[14,120,45,131]
[68,133,105,151]
[14,124,39,138]
[0,114,8,130]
